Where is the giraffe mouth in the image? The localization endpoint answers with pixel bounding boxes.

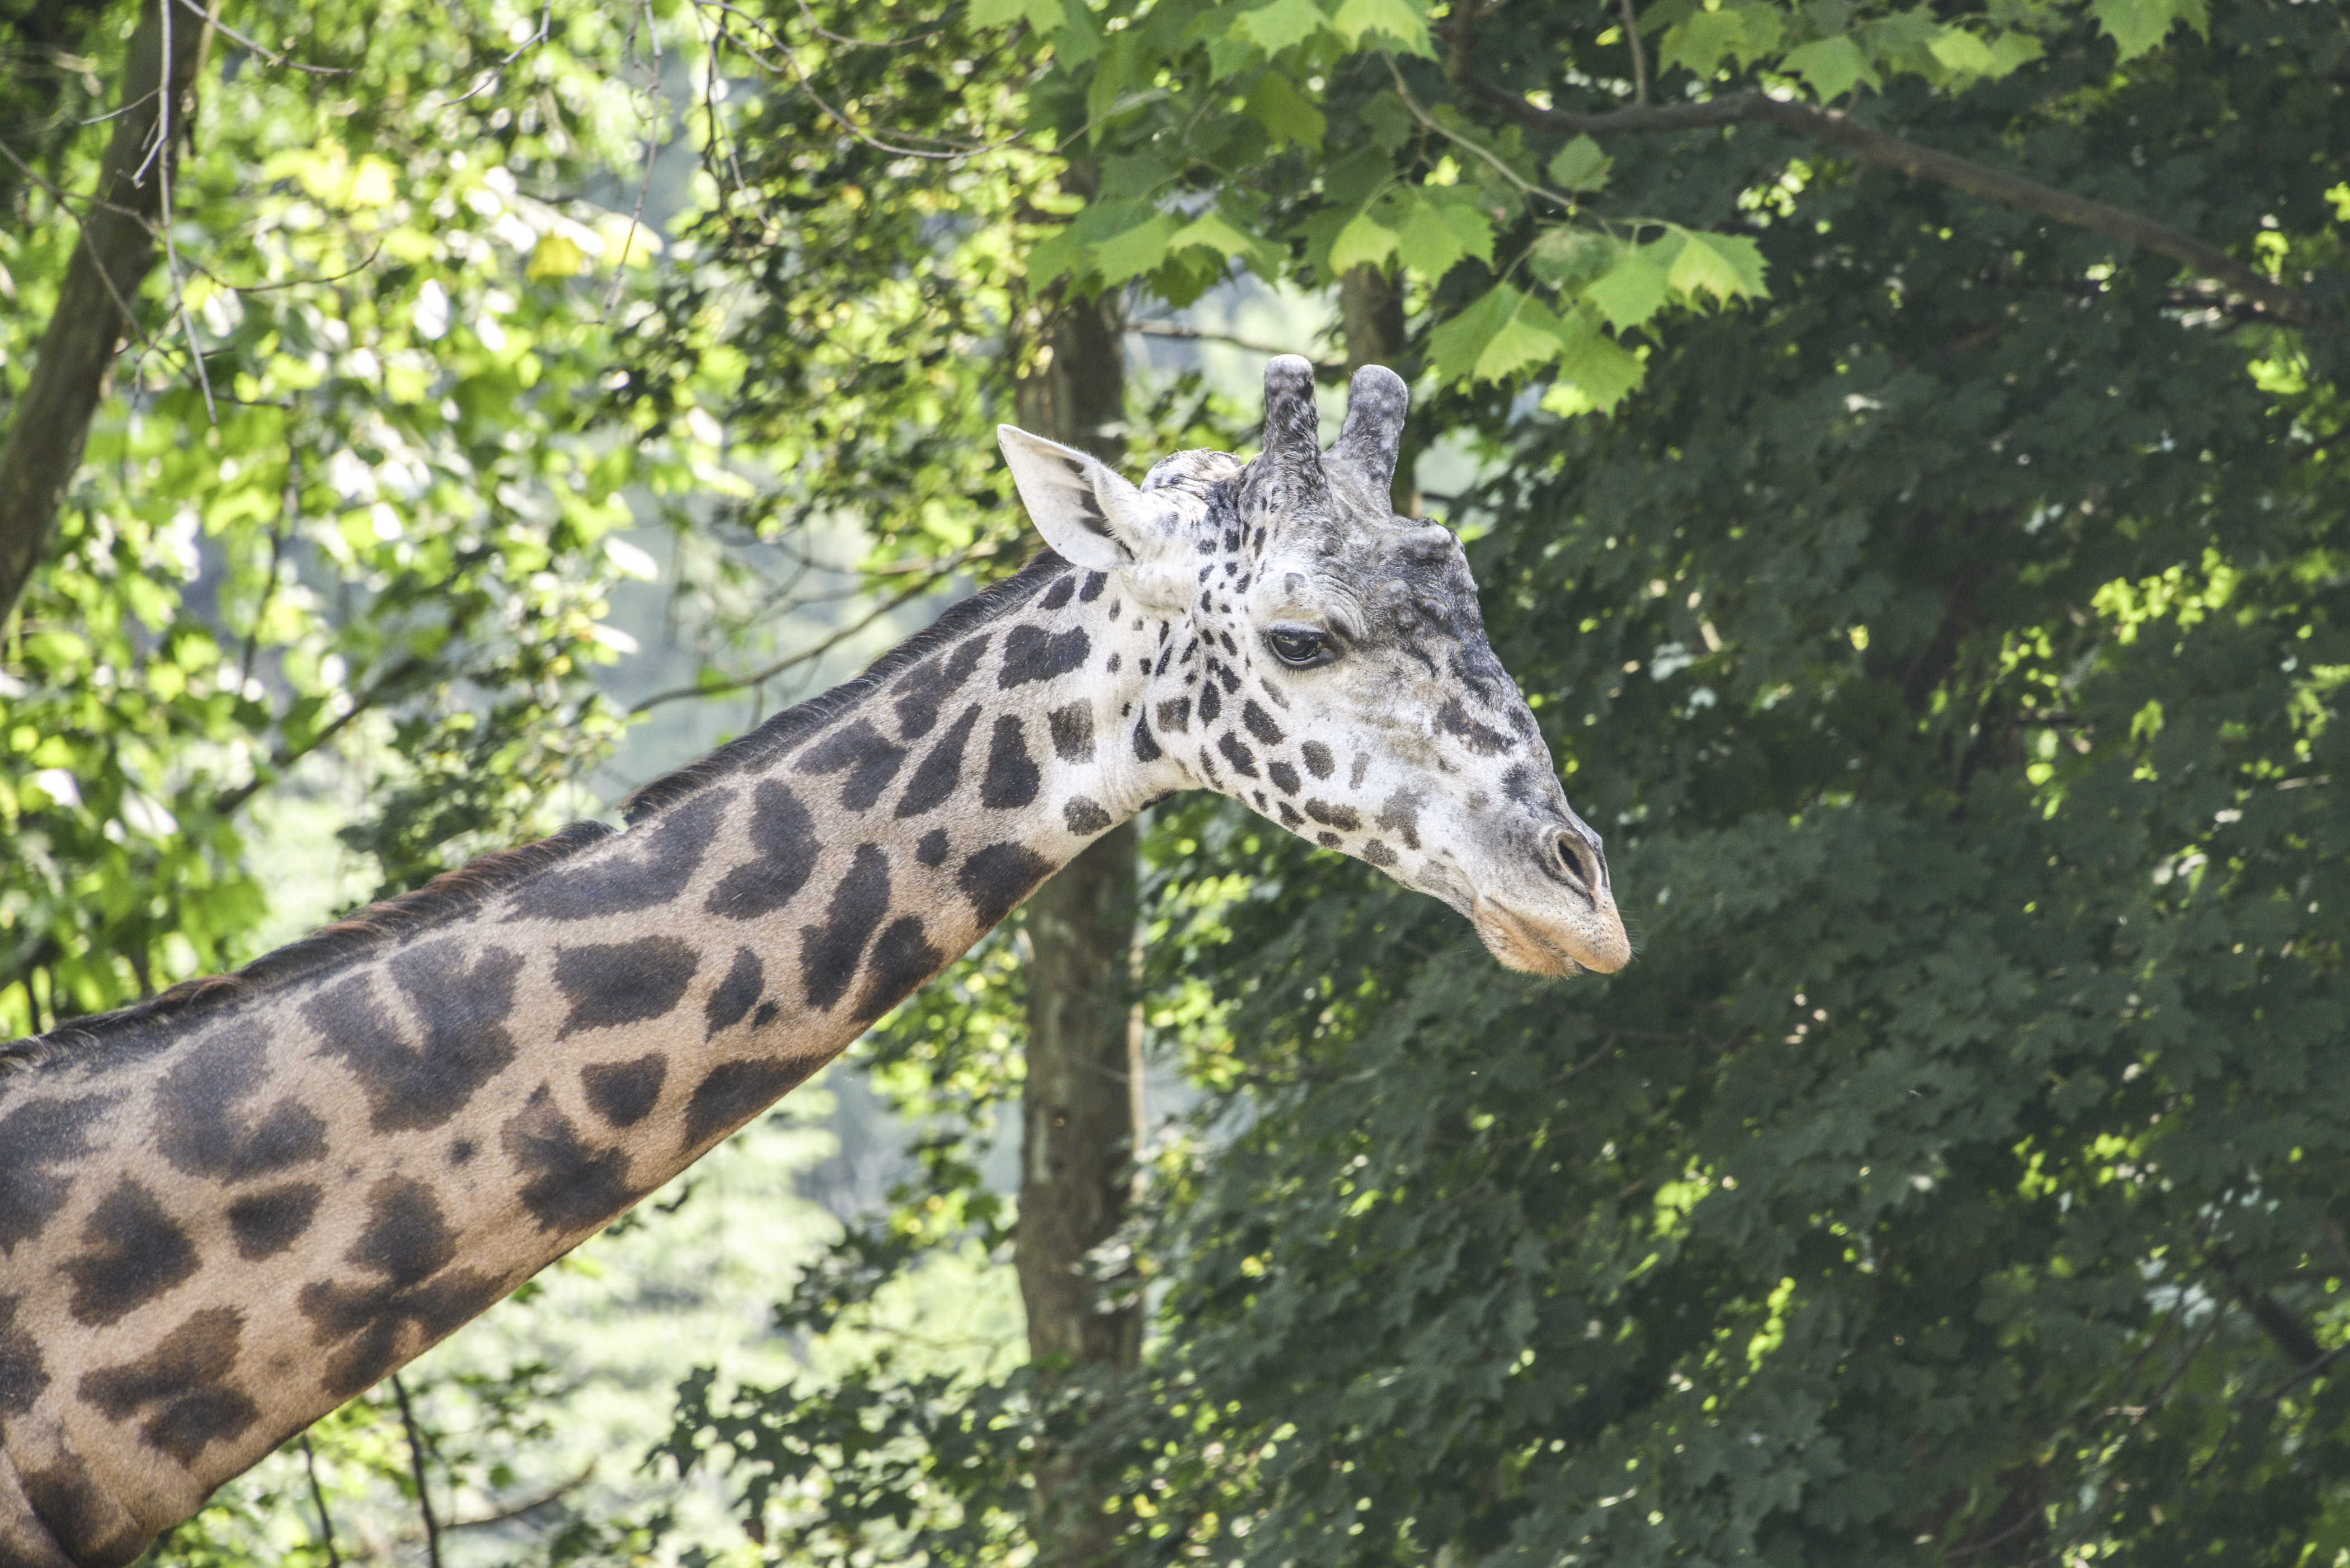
[1470,891,1632,977]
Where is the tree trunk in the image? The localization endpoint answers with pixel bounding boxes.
[1014,231,1142,1567]
[1340,266,1421,515]
[0,0,210,623]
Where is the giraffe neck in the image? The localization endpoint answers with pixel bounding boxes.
[0,554,1181,1568]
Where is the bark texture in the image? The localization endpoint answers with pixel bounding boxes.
[1013,238,1143,1566]
[0,0,209,623]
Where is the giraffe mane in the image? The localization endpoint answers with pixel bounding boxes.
[0,550,1077,1077]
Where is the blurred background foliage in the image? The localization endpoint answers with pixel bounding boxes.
[3,0,2346,1562]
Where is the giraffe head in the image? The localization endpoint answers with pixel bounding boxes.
[1000,356,1629,976]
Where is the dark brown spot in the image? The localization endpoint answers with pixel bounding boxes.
[1267,760,1300,795]
[1078,571,1107,601]
[854,916,946,1024]
[503,1087,638,1233]
[999,624,1091,688]
[153,1023,326,1183]
[1217,733,1259,779]
[1242,701,1284,746]
[1198,680,1222,723]
[583,1053,668,1129]
[683,1058,812,1150]
[1133,712,1163,762]
[554,936,701,1039]
[1436,697,1516,755]
[227,1182,323,1260]
[705,780,819,919]
[916,827,951,866]
[297,1181,506,1401]
[1364,840,1398,867]
[1351,751,1371,789]
[1317,831,1342,848]
[448,1139,475,1165]
[81,1306,261,1465]
[1039,576,1077,611]
[0,1294,49,1416]
[1154,696,1191,734]
[0,1093,118,1254]
[704,947,764,1038]
[22,1451,145,1568]
[897,702,982,819]
[309,940,525,1133]
[753,1000,782,1028]
[1376,789,1423,851]
[1047,701,1096,762]
[1277,800,1304,827]
[508,788,731,921]
[957,841,1055,929]
[1305,799,1362,831]
[983,716,1041,809]
[890,634,993,740]
[802,845,891,1011]
[64,1180,198,1327]
[1301,740,1336,780]
[1064,797,1113,835]
[795,718,909,812]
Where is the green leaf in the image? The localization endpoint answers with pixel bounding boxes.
[1167,211,1280,275]
[1546,135,1613,194]
[1544,309,1646,414]
[1430,285,1572,384]
[1328,207,1402,274]
[1528,227,1622,290]
[1779,35,1870,101]
[1244,71,1327,149]
[1332,0,1435,56]
[1985,30,2046,75]
[2090,0,2206,60]
[1926,26,1997,76]
[1395,191,1494,282]
[1657,4,1782,78]
[1657,8,1740,77]
[1361,91,1414,152]
[1092,211,1182,285]
[1234,0,1330,55]
[1583,247,1670,332]
[969,0,1061,29]
[1666,230,1769,303]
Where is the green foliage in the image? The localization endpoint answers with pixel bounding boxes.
[1089,6,2350,1564]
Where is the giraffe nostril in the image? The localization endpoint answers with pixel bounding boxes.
[1548,830,1604,896]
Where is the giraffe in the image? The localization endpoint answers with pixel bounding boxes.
[0,357,1628,1567]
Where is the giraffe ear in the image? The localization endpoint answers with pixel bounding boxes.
[997,425,1182,575]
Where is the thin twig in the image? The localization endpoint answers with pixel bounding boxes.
[239,447,293,688]
[172,0,347,75]
[446,1465,596,1530]
[1128,320,1342,368]
[602,0,664,321]
[791,0,942,50]
[389,1372,445,1568]
[628,568,956,714]
[1618,0,1648,106]
[1384,54,1577,214]
[298,1433,344,1568]
[434,5,552,110]
[0,135,155,336]
[1451,74,2317,323]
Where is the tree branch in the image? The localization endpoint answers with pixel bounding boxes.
[1453,76,2316,326]
[0,0,212,623]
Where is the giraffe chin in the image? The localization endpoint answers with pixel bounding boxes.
[1470,895,1632,977]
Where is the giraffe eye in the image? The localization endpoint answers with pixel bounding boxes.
[1267,627,1334,667]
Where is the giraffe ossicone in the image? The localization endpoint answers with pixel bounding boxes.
[0,357,1625,1568]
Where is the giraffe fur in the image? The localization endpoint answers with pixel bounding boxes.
[0,359,1626,1567]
